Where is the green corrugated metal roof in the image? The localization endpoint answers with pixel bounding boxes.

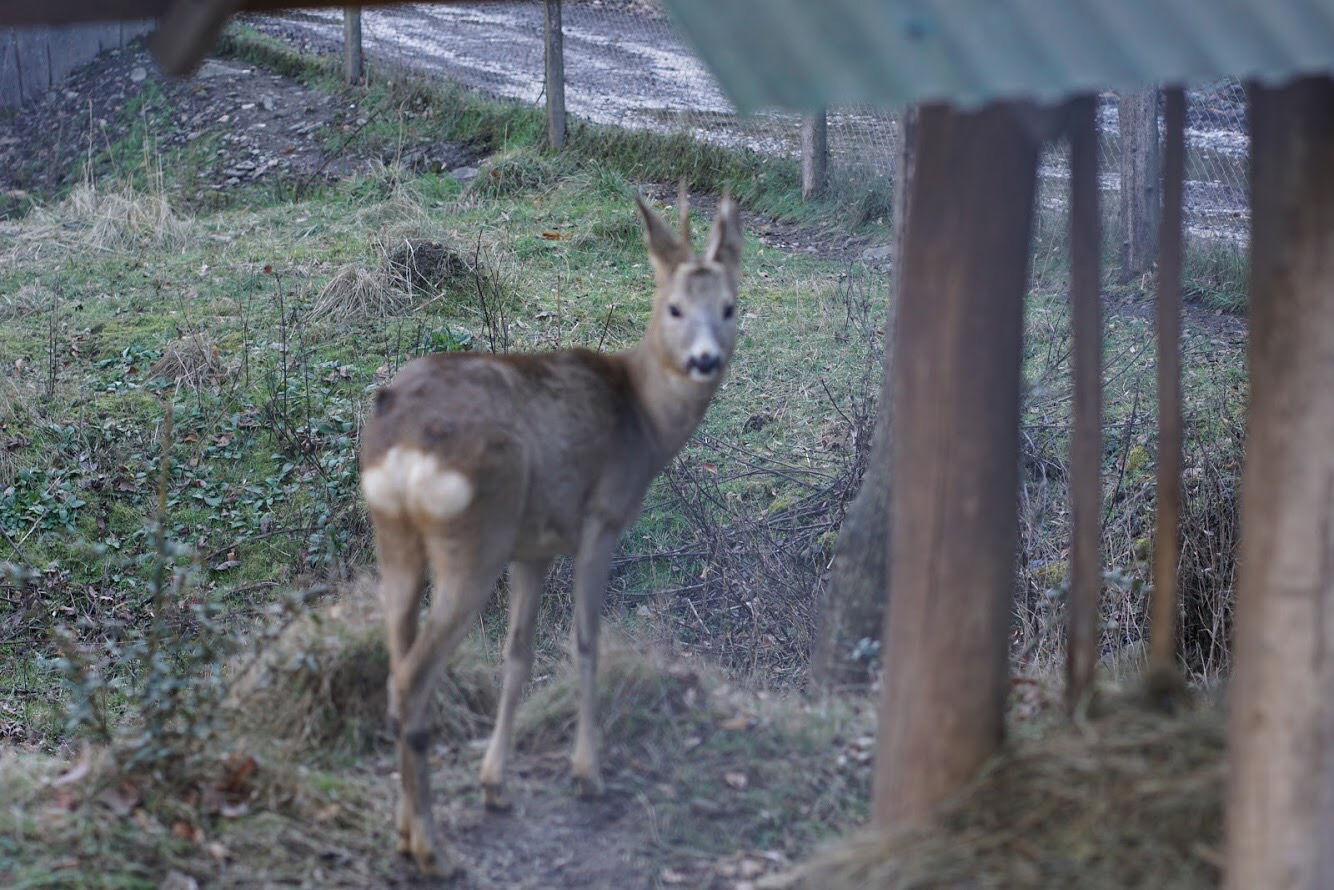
[662,0,1334,110]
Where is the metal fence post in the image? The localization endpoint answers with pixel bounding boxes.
[544,0,567,149]
[343,7,363,85]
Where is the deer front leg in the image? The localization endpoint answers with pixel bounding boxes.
[480,557,550,811]
[570,520,618,799]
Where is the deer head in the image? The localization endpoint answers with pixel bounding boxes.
[636,187,743,385]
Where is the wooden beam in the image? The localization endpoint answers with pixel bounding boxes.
[1147,86,1185,683]
[872,100,1044,830]
[1066,94,1103,712]
[0,0,492,28]
[1223,74,1334,890]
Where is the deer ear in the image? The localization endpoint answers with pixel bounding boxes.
[704,194,743,271]
[636,193,688,283]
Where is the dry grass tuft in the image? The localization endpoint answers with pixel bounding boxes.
[516,633,713,753]
[150,333,229,388]
[785,694,1223,890]
[309,264,405,322]
[0,282,51,320]
[29,178,191,253]
[227,577,499,760]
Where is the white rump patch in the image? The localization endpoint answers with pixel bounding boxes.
[362,446,474,521]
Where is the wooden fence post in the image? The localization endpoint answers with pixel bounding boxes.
[802,110,828,200]
[1118,88,1161,283]
[543,0,567,150]
[1224,74,1334,890]
[1148,88,1186,684]
[343,7,363,86]
[1066,94,1103,711]
[872,101,1044,830]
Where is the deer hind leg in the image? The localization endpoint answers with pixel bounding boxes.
[480,557,550,811]
[393,530,508,878]
[570,521,618,799]
[370,511,427,859]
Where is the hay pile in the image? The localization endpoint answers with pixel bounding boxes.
[310,239,476,322]
[791,698,1224,890]
[227,579,499,760]
[150,333,229,387]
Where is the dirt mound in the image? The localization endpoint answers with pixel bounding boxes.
[788,696,1223,890]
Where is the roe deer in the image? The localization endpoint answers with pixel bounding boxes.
[359,188,743,876]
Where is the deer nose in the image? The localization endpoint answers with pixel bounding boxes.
[688,352,722,375]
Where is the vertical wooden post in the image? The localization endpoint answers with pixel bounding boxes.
[1118,88,1161,282]
[543,0,567,150]
[343,7,363,86]
[801,109,828,200]
[1066,95,1103,711]
[1224,74,1334,890]
[1148,88,1185,681]
[872,101,1043,830]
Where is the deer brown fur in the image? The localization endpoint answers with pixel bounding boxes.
[359,188,743,877]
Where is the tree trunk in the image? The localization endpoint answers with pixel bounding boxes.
[1224,75,1334,890]
[810,107,915,693]
[872,101,1043,829]
[1118,89,1160,283]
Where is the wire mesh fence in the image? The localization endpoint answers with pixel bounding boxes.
[248,1,1249,292]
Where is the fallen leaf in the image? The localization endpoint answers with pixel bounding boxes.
[171,820,204,844]
[719,714,752,732]
[221,754,258,794]
[541,230,567,240]
[724,771,749,791]
[660,868,688,885]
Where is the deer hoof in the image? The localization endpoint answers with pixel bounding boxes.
[574,773,605,800]
[482,783,512,812]
[414,846,463,881]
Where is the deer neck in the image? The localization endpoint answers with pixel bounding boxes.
[624,342,718,460]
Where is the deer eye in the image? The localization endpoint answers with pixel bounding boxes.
[668,304,683,318]
[723,304,735,320]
